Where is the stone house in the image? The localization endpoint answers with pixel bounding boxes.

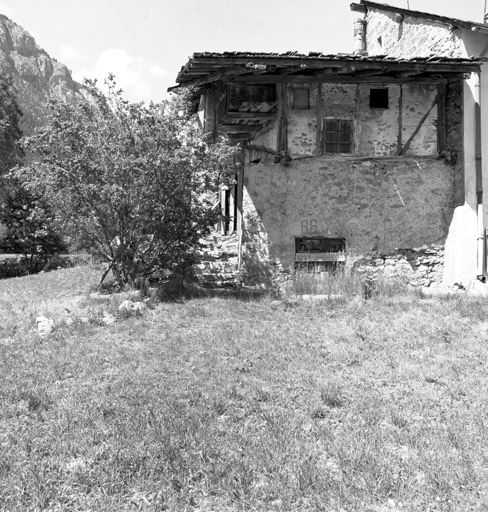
[171,51,480,288]
[351,0,488,285]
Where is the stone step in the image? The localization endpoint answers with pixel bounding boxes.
[195,232,239,288]
[194,262,238,274]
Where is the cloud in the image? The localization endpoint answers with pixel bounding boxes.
[59,44,89,63]
[90,48,168,103]
[0,2,14,18]
[56,45,168,103]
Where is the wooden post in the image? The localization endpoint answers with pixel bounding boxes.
[397,84,403,155]
[437,82,447,153]
[236,145,245,284]
[316,83,323,155]
[399,95,437,156]
[276,83,288,154]
[220,188,226,235]
[229,175,236,233]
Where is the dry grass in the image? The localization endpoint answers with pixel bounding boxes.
[1,267,488,510]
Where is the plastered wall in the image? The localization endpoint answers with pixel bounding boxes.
[280,82,439,159]
[239,79,463,285]
[359,7,486,284]
[241,156,457,283]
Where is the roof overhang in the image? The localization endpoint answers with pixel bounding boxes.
[351,1,488,34]
[170,52,482,91]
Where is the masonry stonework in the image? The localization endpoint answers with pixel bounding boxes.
[364,8,465,58]
[236,76,464,286]
[240,156,457,285]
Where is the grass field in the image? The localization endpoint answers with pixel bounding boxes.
[1,266,488,511]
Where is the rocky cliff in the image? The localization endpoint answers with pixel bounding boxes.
[0,13,80,134]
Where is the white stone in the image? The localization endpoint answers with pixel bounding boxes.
[468,280,488,297]
[36,316,54,338]
[118,300,145,316]
[101,312,116,325]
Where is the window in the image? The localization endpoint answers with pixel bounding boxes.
[227,84,276,113]
[370,88,389,109]
[323,119,353,154]
[295,237,346,272]
[292,88,310,109]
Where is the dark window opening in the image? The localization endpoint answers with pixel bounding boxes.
[295,237,346,272]
[292,88,310,109]
[370,88,389,109]
[323,119,353,154]
[227,84,276,113]
[219,174,238,235]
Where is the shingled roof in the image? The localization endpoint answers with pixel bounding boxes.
[171,51,482,90]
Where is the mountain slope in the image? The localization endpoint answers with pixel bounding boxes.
[0,13,80,134]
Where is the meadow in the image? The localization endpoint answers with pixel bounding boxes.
[1,266,488,511]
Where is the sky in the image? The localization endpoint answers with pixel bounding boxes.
[0,0,486,103]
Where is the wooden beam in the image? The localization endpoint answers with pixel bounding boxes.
[399,96,437,156]
[229,177,236,233]
[231,75,452,85]
[245,144,281,156]
[219,124,262,133]
[236,146,244,284]
[397,84,403,155]
[316,83,323,156]
[184,66,250,88]
[276,83,288,153]
[223,112,275,120]
[295,253,346,262]
[350,2,367,13]
[437,82,447,153]
[190,56,480,73]
[220,188,226,235]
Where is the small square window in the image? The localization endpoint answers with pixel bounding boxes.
[323,119,353,154]
[292,88,310,109]
[370,88,389,109]
[295,237,346,272]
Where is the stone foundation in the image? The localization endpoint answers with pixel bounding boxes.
[353,245,444,287]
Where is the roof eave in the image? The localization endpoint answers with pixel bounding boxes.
[170,54,482,90]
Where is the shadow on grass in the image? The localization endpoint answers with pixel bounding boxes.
[181,284,267,302]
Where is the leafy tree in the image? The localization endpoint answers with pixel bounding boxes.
[15,76,237,285]
[0,79,24,175]
[0,79,65,260]
[0,186,66,259]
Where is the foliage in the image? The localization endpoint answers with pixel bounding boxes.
[0,79,65,259]
[0,185,66,259]
[0,78,24,176]
[15,76,237,285]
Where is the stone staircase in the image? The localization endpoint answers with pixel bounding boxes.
[194,233,240,288]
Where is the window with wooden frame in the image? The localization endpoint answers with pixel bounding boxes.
[323,119,353,154]
[295,237,346,272]
[292,88,310,109]
[227,83,276,113]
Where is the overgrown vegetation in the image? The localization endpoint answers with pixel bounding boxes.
[0,79,65,262]
[14,76,236,286]
[2,267,488,511]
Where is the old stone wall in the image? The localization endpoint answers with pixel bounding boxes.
[241,156,457,284]
[364,8,465,58]
[239,76,464,286]
[354,245,444,287]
